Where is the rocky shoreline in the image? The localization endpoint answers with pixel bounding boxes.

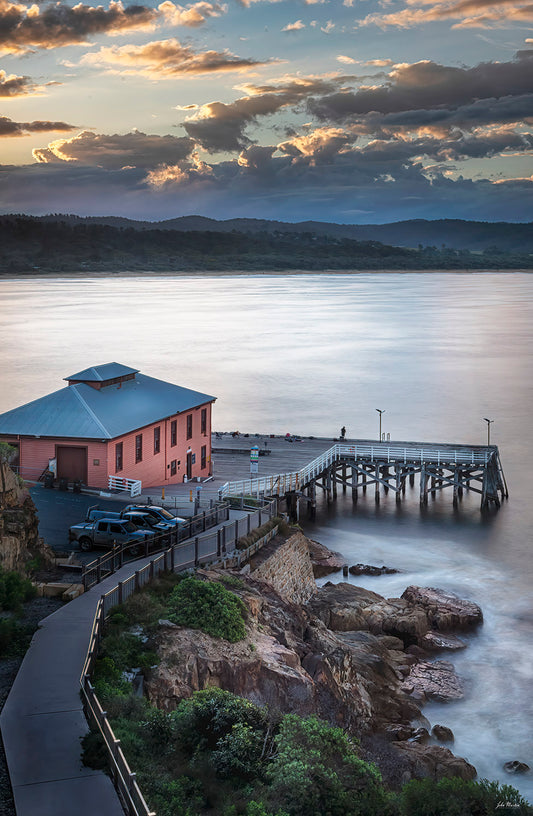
[143,533,485,788]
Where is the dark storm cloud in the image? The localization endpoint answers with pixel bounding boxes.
[0,114,74,135]
[308,52,533,121]
[32,129,196,168]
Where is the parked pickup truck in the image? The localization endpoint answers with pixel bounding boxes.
[86,505,185,528]
[68,518,148,554]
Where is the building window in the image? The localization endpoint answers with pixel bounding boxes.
[170,420,177,447]
[135,434,142,463]
[186,414,193,440]
[201,445,206,470]
[154,426,161,455]
[170,459,177,476]
[201,408,207,435]
[115,443,123,472]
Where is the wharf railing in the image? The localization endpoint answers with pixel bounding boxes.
[80,497,279,816]
[219,441,496,498]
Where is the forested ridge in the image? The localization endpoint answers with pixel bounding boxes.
[1,215,531,272]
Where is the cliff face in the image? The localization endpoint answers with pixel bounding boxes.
[0,464,52,572]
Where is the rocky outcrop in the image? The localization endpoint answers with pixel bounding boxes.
[349,564,399,576]
[307,538,347,578]
[393,743,476,782]
[0,463,53,572]
[401,586,483,630]
[401,660,464,703]
[145,563,479,785]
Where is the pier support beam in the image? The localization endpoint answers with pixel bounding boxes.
[375,464,380,504]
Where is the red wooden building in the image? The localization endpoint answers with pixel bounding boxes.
[0,363,216,490]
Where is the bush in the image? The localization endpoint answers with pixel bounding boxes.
[0,567,36,611]
[399,776,533,816]
[266,715,395,816]
[0,617,32,656]
[165,577,247,642]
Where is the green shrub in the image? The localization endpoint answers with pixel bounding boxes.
[266,715,395,816]
[399,776,532,816]
[165,577,247,642]
[0,617,32,656]
[0,567,36,611]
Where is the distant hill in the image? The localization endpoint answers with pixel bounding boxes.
[25,214,533,253]
[0,214,531,273]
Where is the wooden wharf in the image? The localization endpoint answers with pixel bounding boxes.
[218,439,508,517]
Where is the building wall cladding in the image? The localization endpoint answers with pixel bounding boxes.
[251,532,317,605]
[110,401,212,488]
[9,438,108,485]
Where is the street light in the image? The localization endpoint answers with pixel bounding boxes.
[376,408,385,441]
[483,417,493,446]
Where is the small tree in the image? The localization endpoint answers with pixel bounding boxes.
[0,443,17,506]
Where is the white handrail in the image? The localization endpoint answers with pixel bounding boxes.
[108,475,142,497]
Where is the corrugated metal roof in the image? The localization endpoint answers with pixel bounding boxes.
[65,362,139,382]
[0,373,216,440]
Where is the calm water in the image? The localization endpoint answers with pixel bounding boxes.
[1,272,532,798]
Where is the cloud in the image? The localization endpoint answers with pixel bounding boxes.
[0,115,74,135]
[82,37,270,77]
[183,75,352,151]
[32,129,195,168]
[0,69,33,96]
[308,52,533,122]
[157,1,225,27]
[359,0,533,29]
[2,148,532,224]
[0,0,222,55]
[282,19,305,31]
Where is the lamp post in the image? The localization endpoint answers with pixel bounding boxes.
[483,417,493,446]
[376,408,385,441]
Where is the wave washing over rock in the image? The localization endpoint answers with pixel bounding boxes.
[144,532,483,787]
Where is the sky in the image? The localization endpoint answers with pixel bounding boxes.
[0,0,532,223]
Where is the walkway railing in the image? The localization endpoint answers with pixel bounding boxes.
[81,500,276,591]
[219,441,495,498]
[80,497,279,816]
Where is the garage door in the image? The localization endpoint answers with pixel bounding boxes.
[56,446,87,483]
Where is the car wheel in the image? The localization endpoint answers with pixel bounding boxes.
[79,537,92,551]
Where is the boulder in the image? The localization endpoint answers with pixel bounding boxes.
[401,586,483,630]
[419,632,466,652]
[432,724,454,742]
[393,742,476,782]
[349,564,399,576]
[401,660,464,703]
[503,760,530,774]
[307,539,347,578]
